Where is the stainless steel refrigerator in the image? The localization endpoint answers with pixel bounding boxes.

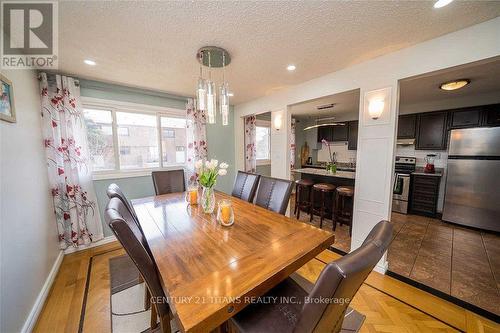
[442,127,500,232]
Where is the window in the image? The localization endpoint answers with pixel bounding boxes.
[256,124,271,164]
[116,112,159,169]
[161,116,186,165]
[83,109,115,170]
[82,102,186,175]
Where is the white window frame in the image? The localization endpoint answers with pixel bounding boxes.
[255,119,271,166]
[82,97,187,180]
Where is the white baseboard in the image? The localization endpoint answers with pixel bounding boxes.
[20,250,64,333]
[374,260,388,274]
[63,235,117,255]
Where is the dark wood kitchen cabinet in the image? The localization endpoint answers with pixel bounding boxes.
[347,121,358,150]
[409,174,441,217]
[317,126,332,143]
[332,123,349,141]
[397,114,417,139]
[483,104,500,126]
[416,111,448,150]
[449,107,482,129]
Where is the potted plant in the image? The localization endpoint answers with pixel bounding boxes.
[195,159,229,213]
[321,139,337,173]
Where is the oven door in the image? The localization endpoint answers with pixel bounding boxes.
[393,173,410,201]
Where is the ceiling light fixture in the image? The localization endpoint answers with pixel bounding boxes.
[303,117,345,131]
[287,64,296,71]
[195,46,232,126]
[433,0,454,8]
[440,79,470,91]
[84,59,96,66]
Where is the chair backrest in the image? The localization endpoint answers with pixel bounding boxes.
[152,169,185,195]
[104,198,170,324]
[106,183,155,259]
[231,171,260,202]
[254,176,293,215]
[106,183,139,224]
[294,221,393,333]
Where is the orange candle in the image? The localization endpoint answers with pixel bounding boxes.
[221,205,231,223]
[189,190,198,205]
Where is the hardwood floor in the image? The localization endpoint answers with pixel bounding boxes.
[34,241,499,333]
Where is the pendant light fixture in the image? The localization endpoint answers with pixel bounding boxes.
[196,59,206,111]
[219,51,230,126]
[206,51,216,124]
[195,47,231,126]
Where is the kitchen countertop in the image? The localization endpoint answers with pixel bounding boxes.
[411,167,443,177]
[292,168,356,179]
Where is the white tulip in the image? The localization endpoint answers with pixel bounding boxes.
[220,162,229,169]
[195,160,203,169]
[205,161,211,169]
[210,159,218,169]
[218,168,227,176]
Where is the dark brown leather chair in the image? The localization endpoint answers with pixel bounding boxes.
[105,197,174,332]
[254,176,293,215]
[229,221,393,333]
[152,169,185,195]
[232,171,260,202]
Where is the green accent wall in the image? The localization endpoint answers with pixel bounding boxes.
[80,80,236,237]
[256,164,271,176]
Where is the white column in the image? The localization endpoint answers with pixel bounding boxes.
[351,85,398,273]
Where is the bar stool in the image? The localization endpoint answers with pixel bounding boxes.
[294,179,314,219]
[334,186,354,236]
[310,183,336,228]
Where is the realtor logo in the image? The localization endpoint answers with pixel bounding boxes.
[1,1,58,69]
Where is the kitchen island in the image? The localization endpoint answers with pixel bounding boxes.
[292,168,355,187]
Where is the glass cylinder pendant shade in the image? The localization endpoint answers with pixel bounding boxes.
[219,83,230,126]
[197,78,207,111]
[206,80,216,124]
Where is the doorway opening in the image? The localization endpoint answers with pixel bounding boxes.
[389,56,500,319]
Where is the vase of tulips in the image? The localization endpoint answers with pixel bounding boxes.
[195,159,228,213]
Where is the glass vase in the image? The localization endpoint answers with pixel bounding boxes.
[201,185,216,213]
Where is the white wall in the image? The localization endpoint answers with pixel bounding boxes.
[0,70,60,332]
[234,17,500,270]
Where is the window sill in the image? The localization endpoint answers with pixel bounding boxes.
[92,165,186,181]
[256,160,271,166]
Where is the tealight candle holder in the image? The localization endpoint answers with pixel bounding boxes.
[217,199,234,226]
[186,186,199,205]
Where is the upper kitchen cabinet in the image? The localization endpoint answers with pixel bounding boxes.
[317,126,332,143]
[483,104,500,126]
[449,107,482,129]
[416,111,448,150]
[331,123,349,141]
[397,114,417,139]
[348,121,358,150]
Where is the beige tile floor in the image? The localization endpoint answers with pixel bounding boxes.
[388,212,500,317]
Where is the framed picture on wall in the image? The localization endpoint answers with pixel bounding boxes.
[0,74,16,123]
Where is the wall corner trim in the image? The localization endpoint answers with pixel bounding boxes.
[373,260,389,275]
[20,250,64,333]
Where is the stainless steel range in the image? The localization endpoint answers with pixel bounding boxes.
[392,156,416,214]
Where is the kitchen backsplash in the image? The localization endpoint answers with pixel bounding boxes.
[396,145,448,167]
[317,142,357,163]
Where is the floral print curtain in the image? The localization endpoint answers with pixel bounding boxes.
[39,73,103,249]
[186,98,208,184]
[244,115,256,173]
[290,118,296,169]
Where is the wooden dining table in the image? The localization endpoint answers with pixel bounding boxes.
[132,190,334,333]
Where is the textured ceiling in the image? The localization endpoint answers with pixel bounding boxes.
[58,1,500,104]
[290,89,359,120]
[400,57,500,105]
